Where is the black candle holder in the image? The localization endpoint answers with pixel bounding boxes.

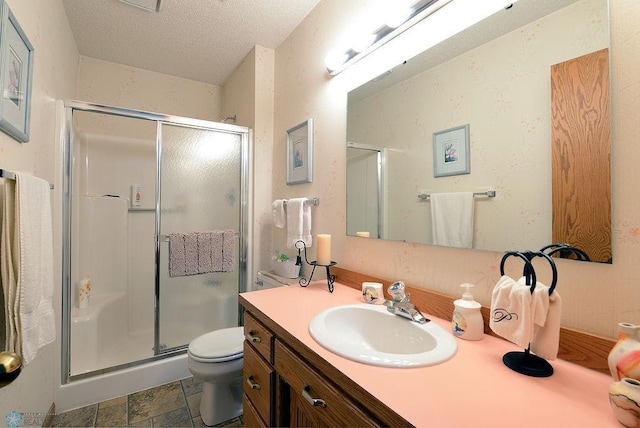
[294,240,336,292]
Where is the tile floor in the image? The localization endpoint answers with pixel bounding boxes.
[51,377,242,427]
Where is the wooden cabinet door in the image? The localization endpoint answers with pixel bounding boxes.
[275,340,378,427]
[551,48,611,263]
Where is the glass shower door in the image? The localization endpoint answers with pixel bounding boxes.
[156,123,243,352]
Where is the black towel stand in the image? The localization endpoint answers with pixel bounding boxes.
[498,250,558,377]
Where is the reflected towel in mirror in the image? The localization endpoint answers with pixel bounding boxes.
[430,192,474,248]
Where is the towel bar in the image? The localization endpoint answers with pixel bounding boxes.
[282,197,320,206]
[160,231,239,242]
[417,190,495,200]
[0,168,54,190]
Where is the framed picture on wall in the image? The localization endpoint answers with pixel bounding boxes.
[0,1,33,143]
[433,124,470,177]
[286,118,313,185]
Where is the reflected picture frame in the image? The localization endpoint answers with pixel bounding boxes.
[433,124,470,177]
[286,118,313,185]
[0,1,33,143]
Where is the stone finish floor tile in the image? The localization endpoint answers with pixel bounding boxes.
[181,377,203,396]
[99,395,127,409]
[52,377,242,427]
[185,392,201,419]
[51,404,97,427]
[152,407,193,427]
[128,381,186,425]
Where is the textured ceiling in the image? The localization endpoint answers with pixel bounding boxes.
[61,0,321,86]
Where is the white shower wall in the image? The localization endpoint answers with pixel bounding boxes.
[70,115,158,374]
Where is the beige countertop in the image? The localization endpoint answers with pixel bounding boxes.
[240,281,619,427]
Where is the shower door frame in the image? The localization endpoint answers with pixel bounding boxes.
[60,99,251,384]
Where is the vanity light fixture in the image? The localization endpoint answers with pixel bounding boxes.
[325,0,452,75]
[119,0,162,12]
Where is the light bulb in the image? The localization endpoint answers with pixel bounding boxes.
[385,7,412,28]
[351,32,376,53]
[325,50,349,72]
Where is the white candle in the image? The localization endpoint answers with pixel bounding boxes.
[316,234,332,265]
[356,231,370,238]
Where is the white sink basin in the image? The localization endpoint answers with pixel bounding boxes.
[308,304,457,368]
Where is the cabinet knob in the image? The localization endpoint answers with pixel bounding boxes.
[246,375,261,390]
[302,384,327,408]
[246,332,261,343]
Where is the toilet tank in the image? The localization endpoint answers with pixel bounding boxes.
[255,271,299,290]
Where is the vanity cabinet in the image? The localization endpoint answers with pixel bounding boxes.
[241,305,409,427]
[242,312,275,427]
[275,340,378,427]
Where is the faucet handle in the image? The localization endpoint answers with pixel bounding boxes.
[387,281,406,302]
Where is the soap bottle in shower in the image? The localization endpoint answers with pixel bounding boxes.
[79,275,91,309]
[452,283,484,340]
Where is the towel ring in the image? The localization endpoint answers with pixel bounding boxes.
[499,250,555,378]
[540,243,590,262]
[523,251,558,295]
[500,251,536,290]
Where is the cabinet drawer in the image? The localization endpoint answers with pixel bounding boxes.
[244,311,274,363]
[275,340,378,427]
[243,341,274,424]
[243,394,267,428]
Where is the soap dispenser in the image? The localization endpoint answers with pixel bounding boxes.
[452,283,484,341]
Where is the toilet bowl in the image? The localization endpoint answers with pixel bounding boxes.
[187,326,244,426]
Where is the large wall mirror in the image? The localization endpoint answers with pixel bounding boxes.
[346,0,611,263]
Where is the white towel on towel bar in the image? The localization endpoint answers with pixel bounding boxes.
[1,173,55,364]
[286,198,312,248]
[430,192,474,249]
[272,199,286,229]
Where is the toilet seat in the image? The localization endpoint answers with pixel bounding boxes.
[188,326,244,363]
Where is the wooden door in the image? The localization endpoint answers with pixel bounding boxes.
[551,48,611,263]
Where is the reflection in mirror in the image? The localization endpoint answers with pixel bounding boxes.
[346,142,387,239]
[346,0,611,263]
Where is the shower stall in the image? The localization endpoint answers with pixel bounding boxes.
[60,100,250,389]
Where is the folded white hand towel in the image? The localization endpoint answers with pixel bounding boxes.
[430,192,474,249]
[272,199,286,229]
[531,290,562,360]
[286,198,312,248]
[489,275,533,349]
[518,276,550,329]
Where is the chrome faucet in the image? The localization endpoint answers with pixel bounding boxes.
[383,281,429,324]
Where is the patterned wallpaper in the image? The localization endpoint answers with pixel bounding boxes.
[272,0,640,339]
[77,56,223,122]
[0,0,79,418]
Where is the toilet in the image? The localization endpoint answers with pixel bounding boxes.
[187,271,297,426]
[187,327,244,426]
